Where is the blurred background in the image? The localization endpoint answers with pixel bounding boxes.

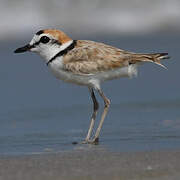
[1,0,180,40]
[0,0,180,155]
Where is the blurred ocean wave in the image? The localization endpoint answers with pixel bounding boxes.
[1,0,180,40]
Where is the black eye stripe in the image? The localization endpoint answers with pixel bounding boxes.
[32,36,61,48]
[35,41,40,46]
[31,36,51,47]
[51,39,62,46]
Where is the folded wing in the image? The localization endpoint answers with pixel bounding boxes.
[62,40,168,75]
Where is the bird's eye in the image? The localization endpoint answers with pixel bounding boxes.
[40,36,50,44]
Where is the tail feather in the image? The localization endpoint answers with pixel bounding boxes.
[148,53,170,69]
[132,53,170,69]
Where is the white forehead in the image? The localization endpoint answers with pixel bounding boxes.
[29,33,57,45]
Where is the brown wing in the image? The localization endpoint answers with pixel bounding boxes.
[62,40,168,75]
[62,40,134,75]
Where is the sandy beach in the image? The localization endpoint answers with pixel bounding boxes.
[0,148,180,180]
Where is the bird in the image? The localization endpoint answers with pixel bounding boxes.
[14,29,169,144]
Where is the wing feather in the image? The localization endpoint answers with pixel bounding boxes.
[62,40,131,75]
[62,40,168,75]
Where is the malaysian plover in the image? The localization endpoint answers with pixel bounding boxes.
[14,29,169,144]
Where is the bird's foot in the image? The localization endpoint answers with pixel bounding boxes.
[81,137,99,145]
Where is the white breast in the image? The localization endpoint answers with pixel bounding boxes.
[48,57,93,86]
[48,57,138,88]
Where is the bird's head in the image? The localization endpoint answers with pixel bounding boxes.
[14,29,73,62]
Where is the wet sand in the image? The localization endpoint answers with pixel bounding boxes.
[0,148,180,180]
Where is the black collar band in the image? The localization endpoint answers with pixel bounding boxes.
[46,40,77,66]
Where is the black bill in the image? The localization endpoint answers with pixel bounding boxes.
[14,44,32,53]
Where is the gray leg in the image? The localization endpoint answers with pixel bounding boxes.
[93,88,110,143]
[85,88,99,142]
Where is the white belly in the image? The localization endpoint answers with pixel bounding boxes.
[48,58,137,87]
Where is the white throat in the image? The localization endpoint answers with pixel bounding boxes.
[38,40,73,63]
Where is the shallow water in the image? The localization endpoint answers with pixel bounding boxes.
[0,34,179,155]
